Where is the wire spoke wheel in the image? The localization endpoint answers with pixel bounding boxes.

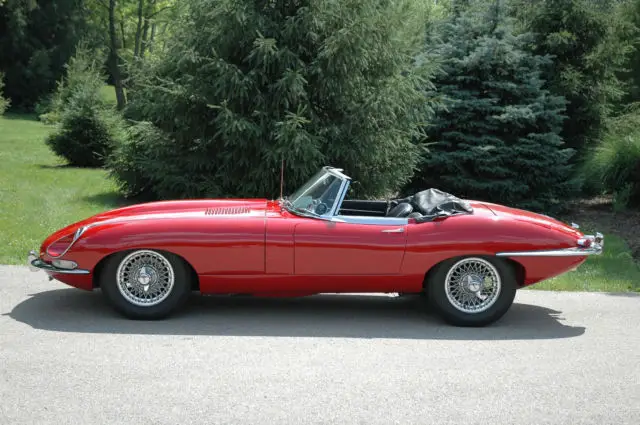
[116,250,175,307]
[444,257,501,314]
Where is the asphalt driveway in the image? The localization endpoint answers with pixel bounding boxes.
[1,265,639,424]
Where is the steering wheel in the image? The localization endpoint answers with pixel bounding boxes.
[314,202,329,215]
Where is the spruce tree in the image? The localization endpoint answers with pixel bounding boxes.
[405,2,575,213]
[111,0,435,200]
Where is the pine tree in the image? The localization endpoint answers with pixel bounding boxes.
[405,2,575,213]
[110,0,435,200]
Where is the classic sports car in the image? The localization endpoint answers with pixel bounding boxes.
[28,166,603,326]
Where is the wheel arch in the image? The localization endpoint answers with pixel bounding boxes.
[92,248,200,291]
[422,254,526,289]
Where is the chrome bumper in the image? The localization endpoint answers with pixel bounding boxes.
[496,232,604,257]
[27,250,90,274]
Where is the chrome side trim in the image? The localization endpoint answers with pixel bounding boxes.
[27,250,90,274]
[496,233,604,257]
[334,216,409,225]
[496,247,602,257]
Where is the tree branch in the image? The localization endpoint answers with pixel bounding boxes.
[94,0,109,10]
[148,5,174,18]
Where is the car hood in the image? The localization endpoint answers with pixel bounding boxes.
[41,199,271,252]
[479,201,582,237]
[89,198,270,222]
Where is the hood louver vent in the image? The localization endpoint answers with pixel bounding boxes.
[204,206,250,215]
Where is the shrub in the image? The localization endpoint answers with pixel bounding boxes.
[112,0,436,200]
[582,105,640,209]
[39,45,105,125]
[107,122,168,199]
[404,3,576,213]
[46,107,125,168]
[0,73,9,115]
[44,47,125,167]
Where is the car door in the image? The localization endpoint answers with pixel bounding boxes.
[293,217,408,275]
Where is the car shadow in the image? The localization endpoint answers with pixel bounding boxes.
[6,289,585,340]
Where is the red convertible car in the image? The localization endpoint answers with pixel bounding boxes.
[28,166,603,326]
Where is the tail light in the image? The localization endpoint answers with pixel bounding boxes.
[577,238,592,248]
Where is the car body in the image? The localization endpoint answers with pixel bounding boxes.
[28,166,603,326]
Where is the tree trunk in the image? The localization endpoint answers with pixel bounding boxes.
[148,22,156,53]
[134,0,144,58]
[140,17,150,58]
[160,22,169,51]
[119,20,126,49]
[108,0,126,110]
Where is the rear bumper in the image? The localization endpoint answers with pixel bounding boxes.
[27,250,90,274]
[496,232,604,257]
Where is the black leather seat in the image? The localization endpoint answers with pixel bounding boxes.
[386,202,413,217]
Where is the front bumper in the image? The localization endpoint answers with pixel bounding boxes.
[496,232,604,257]
[27,250,90,274]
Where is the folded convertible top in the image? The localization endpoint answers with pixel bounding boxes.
[394,188,473,222]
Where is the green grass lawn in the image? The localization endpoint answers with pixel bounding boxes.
[0,113,127,264]
[530,233,640,292]
[0,112,639,291]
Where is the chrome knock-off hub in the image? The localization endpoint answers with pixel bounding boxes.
[463,274,483,293]
[136,266,156,288]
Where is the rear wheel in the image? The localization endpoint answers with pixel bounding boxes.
[426,256,516,327]
[100,249,192,319]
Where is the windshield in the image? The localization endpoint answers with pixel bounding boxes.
[285,168,345,217]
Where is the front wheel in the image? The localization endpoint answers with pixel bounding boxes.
[426,256,517,327]
[99,249,192,319]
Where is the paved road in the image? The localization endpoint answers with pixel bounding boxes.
[1,265,639,425]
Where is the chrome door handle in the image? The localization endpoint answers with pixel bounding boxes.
[382,227,405,233]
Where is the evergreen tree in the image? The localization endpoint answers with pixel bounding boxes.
[110,0,435,200]
[405,2,575,213]
[617,0,640,105]
[510,0,629,154]
[0,0,88,109]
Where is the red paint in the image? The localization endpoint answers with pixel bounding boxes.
[37,198,592,293]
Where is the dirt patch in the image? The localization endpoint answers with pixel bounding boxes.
[563,195,640,260]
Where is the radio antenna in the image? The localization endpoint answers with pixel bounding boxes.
[279,157,284,200]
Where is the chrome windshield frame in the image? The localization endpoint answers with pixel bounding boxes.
[283,167,351,221]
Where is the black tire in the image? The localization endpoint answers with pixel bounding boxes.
[426,256,517,327]
[99,249,193,320]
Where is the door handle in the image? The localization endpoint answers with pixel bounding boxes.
[382,227,405,233]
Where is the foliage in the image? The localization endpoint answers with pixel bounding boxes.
[617,0,640,105]
[0,73,9,115]
[107,121,165,198]
[581,104,640,209]
[0,0,88,110]
[44,51,126,167]
[39,44,107,124]
[510,0,632,155]
[112,0,436,200]
[405,2,576,213]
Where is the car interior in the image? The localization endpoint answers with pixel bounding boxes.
[337,189,474,221]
